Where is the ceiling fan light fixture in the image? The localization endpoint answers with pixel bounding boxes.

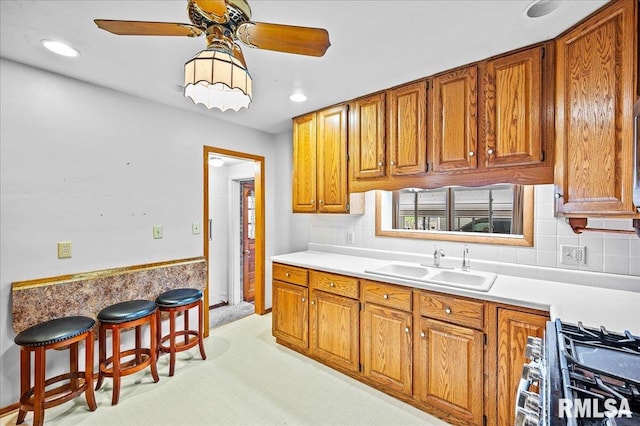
[184,48,252,112]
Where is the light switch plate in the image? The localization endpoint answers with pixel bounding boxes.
[192,222,201,235]
[560,245,586,265]
[153,225,163,239]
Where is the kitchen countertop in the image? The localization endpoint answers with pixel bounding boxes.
[272,244,640,335]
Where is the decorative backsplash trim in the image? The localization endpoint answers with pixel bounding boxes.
[11,257,205,291]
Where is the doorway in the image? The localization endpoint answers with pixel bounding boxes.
[203,146,265,338]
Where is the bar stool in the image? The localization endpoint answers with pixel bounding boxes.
[14,316,97,426]
[155,288,207,376]
[95,300,159,405]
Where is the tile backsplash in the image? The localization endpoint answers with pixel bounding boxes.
[308,185,639,277]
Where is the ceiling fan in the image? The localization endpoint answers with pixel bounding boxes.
[94,0,331,110]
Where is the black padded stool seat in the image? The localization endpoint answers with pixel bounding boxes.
[156,288,206,376]
[14,316,97,426]
[95,299,159,405]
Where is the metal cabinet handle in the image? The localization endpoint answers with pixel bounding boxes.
[319,200,324,204]
[301,297,306,302]
[468,151,475,157]
[245,250,250,255]
[405,327,410,333]
[285,272,290,277]
[390,160,395,165]
[383,294,389,299]
[420,331,426,338]
[330,282,335,287]
[311,300,315,305]
[378,161,384,166]
[487,148,494,155]
[445,307,452,314]
[310,199,314,204]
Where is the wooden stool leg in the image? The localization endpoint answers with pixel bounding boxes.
[198,300,207,360]
[95,324,106,391]
[16,347,30,424]
[111,327,121,406]
[156,311,162,358]
[149,311,159,383]
[168,310,176,377]
[84,330,97,411]
[69,341,79,391]
[183,308,190,346]
[32,347,46,426]
[135,325,142,365]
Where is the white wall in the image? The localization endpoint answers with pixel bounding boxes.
[0,59,279,407]
[300,187,639,276]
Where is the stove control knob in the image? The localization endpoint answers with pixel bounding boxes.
[521,362,541,383]
[515,408,540,426]
[525,336,543,361]
[517,389,540,413]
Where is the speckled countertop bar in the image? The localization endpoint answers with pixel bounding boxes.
[11,257,207,334]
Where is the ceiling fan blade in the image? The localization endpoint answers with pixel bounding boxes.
[237,22,330,57]
[94,20,203,37]
[192,0,228,23]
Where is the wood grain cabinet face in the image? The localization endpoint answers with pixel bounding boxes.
[361,303,412,396]
[496,309,547,426]
[415,317,484,425]
[484,47,544,168]
[292,105,349,213]
[431,66,478,172]
[387,81,428,176]
[309,289,360,372]
[272,280,309,350]
[292,113,317,213]
[350,93,386,180]
[554,0,638,216]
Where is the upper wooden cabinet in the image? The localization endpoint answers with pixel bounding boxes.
[387,81,428,176]
[554,0,639,217]
[431,65,479,172]
[292,105,350,213]
[350,93,386,179]
[484,46,545,169]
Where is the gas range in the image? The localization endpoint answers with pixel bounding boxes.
[517,319,640,426]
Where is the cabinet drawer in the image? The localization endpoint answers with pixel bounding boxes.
[419,291,484,330]
[273,263,308,287]
[362,280,412,311]
[310,270,359,299]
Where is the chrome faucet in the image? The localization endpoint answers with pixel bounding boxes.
[433,248,445,267]
[462,245,470,271]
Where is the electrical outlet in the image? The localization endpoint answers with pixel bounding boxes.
[347,231,355,244]
[560,245,586,265]
[57,241,72,259]
[192,222,201,235]
[153,225,163,239]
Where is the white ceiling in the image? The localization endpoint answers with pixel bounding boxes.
[0,0,609,135]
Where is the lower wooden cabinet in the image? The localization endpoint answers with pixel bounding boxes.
[272,263,549,426]
[361,303,412,396]
[415,317,484,425]
[272,280,308,351]
[309,289,360,372]
[496,308,547,426]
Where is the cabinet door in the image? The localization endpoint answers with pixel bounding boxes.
[361,304,412,396]
[415,317,483,425]
[555,0,637,215]
[387,81,427,176]
[272,280,308,350]
[292,113,317,213]
[350,93,386,179]
[496,309,547,426]
[431,66,478,172]
[310,289,359,372]
[317,105,349,213]
[485,47,543,168]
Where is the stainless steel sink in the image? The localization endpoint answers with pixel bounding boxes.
[364,262,497,292]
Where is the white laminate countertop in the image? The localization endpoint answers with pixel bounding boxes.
[272,244,640,335]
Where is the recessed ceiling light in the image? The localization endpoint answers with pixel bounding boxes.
[209,156,225,167]
[289,93,308,103]
[525,0,565,18]
[41,40,80,57]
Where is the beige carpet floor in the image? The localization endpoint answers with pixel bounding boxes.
[2,313,449,426]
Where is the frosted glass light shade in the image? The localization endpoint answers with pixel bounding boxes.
[184,49,252,112]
